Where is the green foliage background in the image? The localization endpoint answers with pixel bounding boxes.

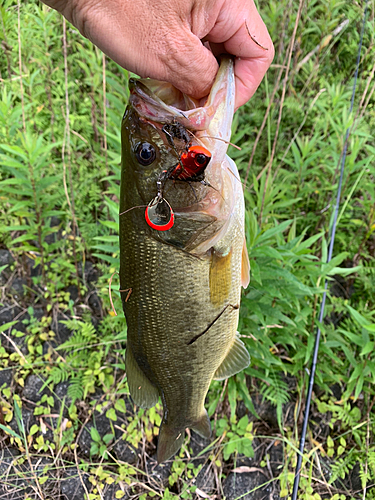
[1,0,375,499]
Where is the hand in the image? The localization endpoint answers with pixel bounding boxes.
[41,0,274,109]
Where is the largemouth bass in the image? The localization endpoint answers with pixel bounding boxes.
[119,57,250,463]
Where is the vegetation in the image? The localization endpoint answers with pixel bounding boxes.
[0,0,374,498]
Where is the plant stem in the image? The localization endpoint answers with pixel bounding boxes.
[62,18,81,297]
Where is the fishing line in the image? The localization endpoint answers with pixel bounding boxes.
[292,3,369,498]
[108,271,132,316]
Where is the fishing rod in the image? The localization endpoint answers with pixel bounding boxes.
[291,2,369,498]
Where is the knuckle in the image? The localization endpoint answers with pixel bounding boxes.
[160,37,213,96]
[68,0,99,39]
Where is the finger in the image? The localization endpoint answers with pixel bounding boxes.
[156,29,220,99]
[233,53,272,109]
[224,22,274,109]
[208,1,274,108]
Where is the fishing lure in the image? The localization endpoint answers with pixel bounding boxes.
[169,145,211,181]
[144,138,211,231]
[161,121,212,180]
[145,196,174,231]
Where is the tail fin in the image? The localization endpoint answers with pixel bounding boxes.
[157,425,185,464]
[191,409,211,439]
[157,411,212,463]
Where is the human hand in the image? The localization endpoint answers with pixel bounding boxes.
[41,0,274,109]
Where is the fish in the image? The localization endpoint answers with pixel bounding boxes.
[119,56,250,463]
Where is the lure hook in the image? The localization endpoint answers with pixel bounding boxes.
[145,195,175,231]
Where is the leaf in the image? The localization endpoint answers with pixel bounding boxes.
[354,374,364,400]
[347,305,375,330]
[231,466,263,473]
[0,423,21,439]
[360,341,374,356]
[0,144,27,160]
[13,396,24,438]
[237,415,248,431]
[254,220,293,246]
[321,252,349,275]
[250,259,261,284]
[327,437,334,451]
[0,321,17,333]
[30,424,40,436]
[93,235,119,243]
[90,427,101,443]
[90,442,99,456]
[92,244,119,254]
[236,372,259,418]
[223,440,237,461]
[328,265,361,276]
[103,433,114,445]
[92,253,119,265]
[10,234,36,245]
[106,408,117,421]
[295,231,324,252]
[115,399,127,413]
[0,177,28,186]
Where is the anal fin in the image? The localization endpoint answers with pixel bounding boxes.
[125,346,159,408]
[213,333,250,381]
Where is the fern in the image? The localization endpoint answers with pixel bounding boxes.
[368,450,375,477]
[60,319,96,338]
[330,450,356,484]
[67,378,84,405]
[82,373,97,399]
[58,319,96,352]
[44,364,71,387]
[259,372,290,428]
[359,461,371,490]
[317,399,362,429]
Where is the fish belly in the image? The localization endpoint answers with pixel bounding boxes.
[120,221,241,427]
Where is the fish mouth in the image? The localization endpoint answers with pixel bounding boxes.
[129,56,235,141]
[130,57,237,239]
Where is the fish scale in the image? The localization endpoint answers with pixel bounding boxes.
[120,57,250,463]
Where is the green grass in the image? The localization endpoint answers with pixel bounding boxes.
[1,0,375,499]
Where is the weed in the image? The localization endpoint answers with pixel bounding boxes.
[0,0,375,499]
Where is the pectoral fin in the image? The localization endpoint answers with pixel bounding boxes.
[125,346,159,408]
[213,333,250,381]
[241,238,250,289]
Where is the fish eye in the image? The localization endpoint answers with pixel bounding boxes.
[135,142,156,166]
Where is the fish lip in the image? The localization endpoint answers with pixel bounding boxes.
[129,78,188,123]
[128,57,234,134]
[128,57,236,209]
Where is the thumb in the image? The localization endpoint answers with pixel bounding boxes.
[153,31,219,99]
